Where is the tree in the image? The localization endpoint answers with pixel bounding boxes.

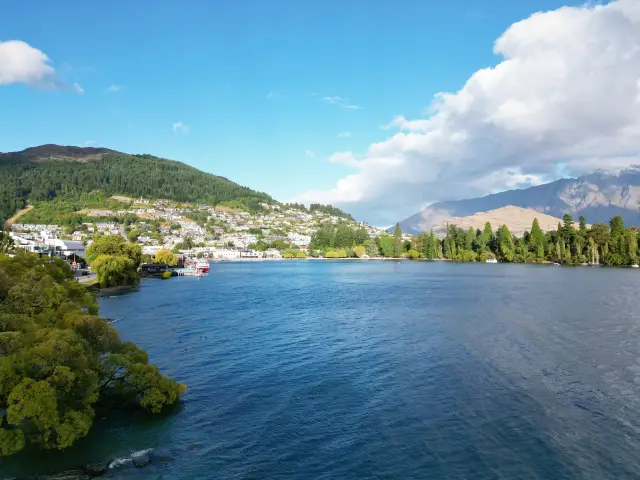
[406,249,422,259]
[86,235,141,266]
[353,245,366,258]
[91,255,139,288]
[364,238,379,257]
[530,218,546,261]
[0,231,14,254]
[0,254,185,456]
[495,225,515,262]
[378,236,397,257]
[154,249,178,266]
[393,223,403,256]
[562,214,574,243]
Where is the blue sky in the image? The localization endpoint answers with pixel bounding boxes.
[2,0,628,224]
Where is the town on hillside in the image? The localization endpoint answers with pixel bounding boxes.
[7,198,389,262]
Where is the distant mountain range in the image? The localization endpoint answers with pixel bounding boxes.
[398,168,640,235]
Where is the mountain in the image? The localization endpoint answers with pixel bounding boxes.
[0,144,274,224]
[428,206,581,238]
[398,168,640,235]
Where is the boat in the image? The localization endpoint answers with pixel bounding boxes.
[631,264,639,268]
[485,258,498,264]
[195,261,210,273]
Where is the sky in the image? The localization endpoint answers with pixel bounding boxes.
[2,0,639,225]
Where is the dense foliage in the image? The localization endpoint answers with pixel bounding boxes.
[308,223,369,253]
[154,249,178,267]
[0,254,185,456]
[411,215,640,265]
[0,231,13,254]
[282,203,354,220]
[0,152,274,224]
[86,236,142,288]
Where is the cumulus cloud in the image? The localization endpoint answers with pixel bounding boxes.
[0,40,81,92]
[107,84,122,93]
[295,0,640,224]
[323,96,362,110]
[172,122,190,134]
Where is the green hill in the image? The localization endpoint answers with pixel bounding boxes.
[0,145,274,224]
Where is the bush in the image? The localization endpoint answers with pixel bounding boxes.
[161,271,172,280]
[406,248,423,260]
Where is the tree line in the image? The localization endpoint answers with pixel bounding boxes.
[410,214,640,265]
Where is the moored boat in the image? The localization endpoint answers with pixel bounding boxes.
[195,261,210,273]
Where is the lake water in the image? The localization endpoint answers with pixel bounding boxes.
[5,261,640,479]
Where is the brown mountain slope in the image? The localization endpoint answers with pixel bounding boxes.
[431,206,583,237]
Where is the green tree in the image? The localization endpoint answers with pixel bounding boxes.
[495,225,515,262]
[378,236,397,257]
[406,249,422,259]
[364,238,379,257]
[393,223,403,256]
[0,231,13,254]
[353,245,366,258]
[91,255,139,288]
[529,218,546,261]
[86,235,142,266]
[0,254,185,456]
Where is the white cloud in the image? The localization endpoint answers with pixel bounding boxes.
[107,84,122,93]
[322,96,362,110]
[305,149,314,158]
[295,0,640,224]
[0,40,81,92]
[329,152,360,167]
[172,122,190,135]
[266,91,282,99]
[338,131,352,138]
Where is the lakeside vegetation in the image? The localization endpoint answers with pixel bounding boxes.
[86,236,143,288]
[411,214,640,266]
[304,214,640,266]
[0,253,185,456]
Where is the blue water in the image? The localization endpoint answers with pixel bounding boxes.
[6,261,640,479]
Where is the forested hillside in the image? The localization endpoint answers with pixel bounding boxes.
[0,146,274,224]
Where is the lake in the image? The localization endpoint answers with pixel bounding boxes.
[5,261,640,479]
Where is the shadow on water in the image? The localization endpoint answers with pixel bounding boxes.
[0,402,184,478]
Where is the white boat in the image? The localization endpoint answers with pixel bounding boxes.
[195,261,210,273]
[631,264,639,268]
[485,258,498,264]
